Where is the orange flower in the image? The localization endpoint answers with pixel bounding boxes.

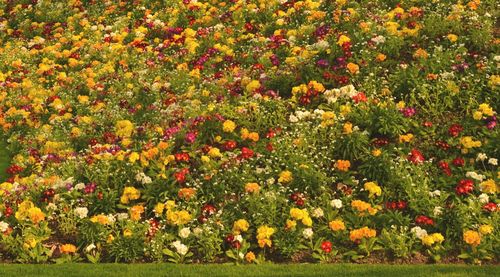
[60,244,77,254]
[463,230,481,246]
[349,227,377,242]
[329,219,346,231]
[178,188,196,200]
[335,160,351,172]
[346,62,359,74]
[130,205,145,221]
[245,182,260,194]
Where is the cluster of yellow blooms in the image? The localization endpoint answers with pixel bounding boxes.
[15,200,45,224]
[473,103,495,120]
[257,225,275,248]
[289,208,313,227]
[364,182,382,198]
[115,120,134,138]
[245,182,261,194]
[232,219,250,235]
[120,186,141,204]
[421,233,445,246]
[351,200,379,215]
[278,170,293,184]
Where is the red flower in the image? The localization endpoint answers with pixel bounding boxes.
[452,157,465,167]
[224,140,237,151]
[437,161,451,176]
[448,124,463,137]
[455,179,474,195]
[174,168,190,183]
[321,241,332,253]
[416,215,434,225]
[239,147,254,159]
[408,148,425,164]
[352,92,367,103]
[483,203,497,212]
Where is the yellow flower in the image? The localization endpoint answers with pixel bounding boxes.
[208,147,222,158]
[343,122,353,134]
[120,186,141,204]
[479,225,493,235]
[337,35,351,46]
[414,48,428,59]
[28,207,45,224]
[421,235,435,246]
[278,170,293,184]
[222,120,236,133]
[286,219,297,230]
[233,219,250,234]
[432,233,445,243]
[90,214,109,225]
[329,219,346,231]
[479,179,497,194]
[447,34,458,42]
[256,225,275,248]
[246,80,261,93]
[115,120,134,138]
[154,203,165,216]
[399,133,414,143]
[364,181,382,198]
[372,149,382,157]
[463,230,481,246]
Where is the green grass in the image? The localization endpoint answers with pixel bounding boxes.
[0,264,496,277]
[0,136,9,182]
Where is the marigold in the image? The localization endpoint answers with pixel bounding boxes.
[278,170,293,184]
[335,160,351,172]
[60,243,77,254]
[329,219,346,231]
[349,227,377,242]
[364,181,382,198]
[233,219,250,234]
[245,251,256,263]
[463,230,481,246]
[245,182,260,194]
[222,120,236,132]
[478,225,493,235]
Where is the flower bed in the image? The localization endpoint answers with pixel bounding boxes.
[0,0,498,264]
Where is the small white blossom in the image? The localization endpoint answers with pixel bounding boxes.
[179,227,191,239]
[74,207,89,219]
[302,228,314,239]
[330,199,343,209]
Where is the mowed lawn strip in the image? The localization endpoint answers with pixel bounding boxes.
[0,264,496,277]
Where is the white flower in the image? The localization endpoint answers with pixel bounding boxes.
[74,183,85,190]
[179,227,191,239]
[312,208,324,218]
[488,158,498,166]
[302,228,314,239]
[0,221,9,232]
[266,178,275,185]
[117,213,129,221]
[433,206,443,216]
[85,243,96,253]
[466,171,485,181]
[46,203,57,211]
[429,190,441,197]
[234,235,243,243]
[411,226,428,239]
[330,199,343,209]
[288,114,298,123]
[476,153,487,161]
[478,193,489,204]
[193,227,203,237]
[172,240,189,256]
[74,207,89,219]
[107,214,116,224]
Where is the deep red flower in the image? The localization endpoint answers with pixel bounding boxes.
[448,124,463,137]
[455,179,474,195]
[239,147,254,159]
[483,203,497,212]
[452,157,465,167]
[416,215,434,225]
[408,149,425,164]
[321,241,332,253]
